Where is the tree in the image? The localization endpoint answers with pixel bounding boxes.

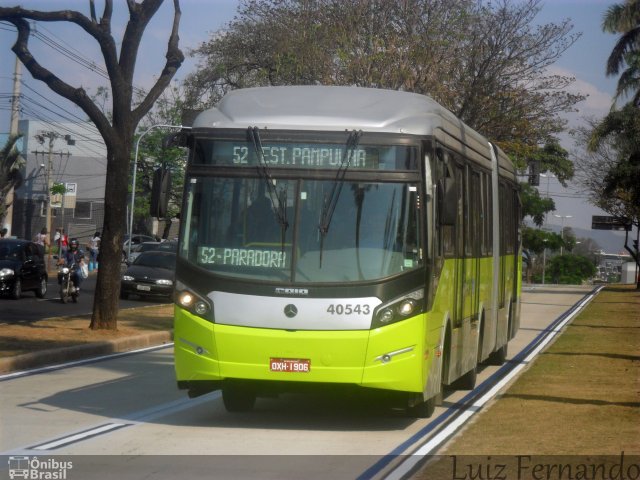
[603,0,640,106]
[546,254,596,285]
[562,226,577,253]
[573,236,602,266]
[0,1,185,329]
[589,1,640,288]
[521,227,563,282]
[133,84,188,237]
[520,183,555,227]
[572,2,640,287]
[0,134,24,226]
[576,114,639,230]
[184,0,584,154]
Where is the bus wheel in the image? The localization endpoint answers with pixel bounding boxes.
[406,393,436,418]
[487,343,507,366]
[452,365,476,390]
[222,383,256,413]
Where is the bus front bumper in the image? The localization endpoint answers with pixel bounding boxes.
[174,307,433,394]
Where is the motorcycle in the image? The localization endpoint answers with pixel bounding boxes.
[58,262,80,303]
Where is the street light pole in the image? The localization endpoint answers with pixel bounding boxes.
[553,214,573,255]
[540,173,555,224]
[128,124,190,259]
[542,239,548,285]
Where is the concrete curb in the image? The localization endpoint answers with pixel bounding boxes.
[0,331,172,374]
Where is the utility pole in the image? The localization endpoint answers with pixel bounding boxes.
[33,133,73,255]
[3,56,22,236]
[34,131,60,261]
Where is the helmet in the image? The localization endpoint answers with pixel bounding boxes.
[70,238,79,249]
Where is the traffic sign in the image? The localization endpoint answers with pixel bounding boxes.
[591,215,632,231]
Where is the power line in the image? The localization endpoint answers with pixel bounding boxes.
[21,82,90,125]
[18,105,108,163]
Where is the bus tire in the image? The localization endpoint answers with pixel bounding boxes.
[406,393,437,418]
[222,384,256,413]
[487,343,507,366]
[452,365,476,390]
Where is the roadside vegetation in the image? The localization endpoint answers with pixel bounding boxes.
[413,285,640,478]
[0,304,172,361]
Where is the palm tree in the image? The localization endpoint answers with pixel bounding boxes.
[602,0,640,105]
[0,134,24,226]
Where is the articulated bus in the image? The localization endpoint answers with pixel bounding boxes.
[169,86,521,417]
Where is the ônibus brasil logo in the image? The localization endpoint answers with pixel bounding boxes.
[7,456,73,480]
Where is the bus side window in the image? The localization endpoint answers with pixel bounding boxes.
[436,148,456,257]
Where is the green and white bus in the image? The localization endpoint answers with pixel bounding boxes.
[169,86,521,417]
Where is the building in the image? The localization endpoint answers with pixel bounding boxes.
[595,252,634,283]
[8,120,107,247]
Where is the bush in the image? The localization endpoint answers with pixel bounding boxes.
[546,254,596,285]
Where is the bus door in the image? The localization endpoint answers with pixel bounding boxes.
[454,163,465,327]
[464,170,481,321]
[498,183,507,309]
[495,182,509,348]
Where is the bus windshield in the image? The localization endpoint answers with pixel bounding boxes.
[180,176,423,283]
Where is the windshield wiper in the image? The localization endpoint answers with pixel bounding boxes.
[248,126,289,251]
[318,129,363,266]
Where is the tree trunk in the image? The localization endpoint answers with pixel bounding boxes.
[89,140,131,330]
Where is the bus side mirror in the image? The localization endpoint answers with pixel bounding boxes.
[150,167,172,218]
[438,178,457,226]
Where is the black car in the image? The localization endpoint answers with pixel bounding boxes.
[122,234,156,262]
[120,251,176,300]
[126,241,178,264]
[0,239,49,299]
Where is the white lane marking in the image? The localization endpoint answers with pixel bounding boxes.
[385,287,602,480]
[31,423,130,450]
[4,392,221,455]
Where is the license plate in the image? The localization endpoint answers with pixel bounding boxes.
[269,358,310,373]
[136,285,151,291]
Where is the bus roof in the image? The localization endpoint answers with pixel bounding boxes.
[195,86,460,134]
[193,86,516,178]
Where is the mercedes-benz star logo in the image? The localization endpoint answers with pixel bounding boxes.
[284,304,298,318]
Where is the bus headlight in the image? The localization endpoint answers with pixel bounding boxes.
[372,289,424,329]
[176,289,213,322]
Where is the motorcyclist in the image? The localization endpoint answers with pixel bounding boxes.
[58,238,86,292]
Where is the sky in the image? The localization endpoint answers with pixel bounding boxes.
[0,0,636,252]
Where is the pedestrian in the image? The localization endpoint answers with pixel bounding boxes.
[34,227,49,255]
[87,231,100,271]
[0,227,7,238]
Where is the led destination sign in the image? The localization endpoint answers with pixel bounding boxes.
[198,246,288,269]
[194,140,418,170]
[232,145,368,168]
